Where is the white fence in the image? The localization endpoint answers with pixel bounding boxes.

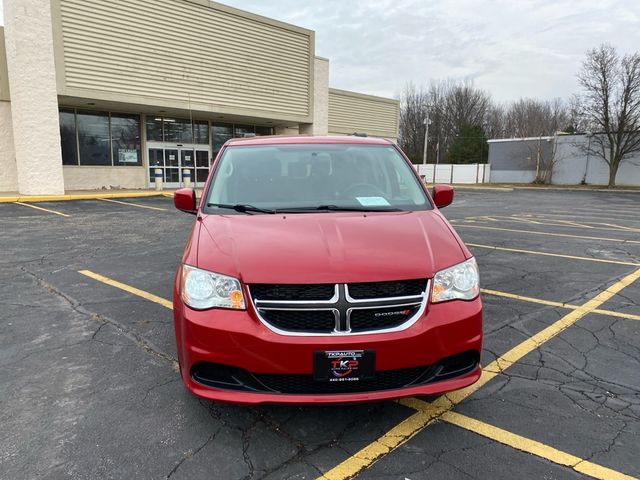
[416,163,491,184]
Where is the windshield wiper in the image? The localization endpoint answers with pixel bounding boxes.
[207,203,276,214]
[277,205,402,213]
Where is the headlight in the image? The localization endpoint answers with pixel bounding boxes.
[181,265,245,310]
[431,257,479,303]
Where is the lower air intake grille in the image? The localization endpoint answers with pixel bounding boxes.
[255,365,436,394]
[190,351,480,395]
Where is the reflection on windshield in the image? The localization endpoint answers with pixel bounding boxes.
[206,144,431,212]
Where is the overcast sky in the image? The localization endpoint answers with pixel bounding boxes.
[2,0,639,102]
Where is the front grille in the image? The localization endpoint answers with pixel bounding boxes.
[349,304,421,332]
[250,279,428,335]
[347,279,427,299]
[190,351,480,395]
[260,309,336,333]
[250,283,335,301]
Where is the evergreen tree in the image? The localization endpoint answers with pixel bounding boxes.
[447,124,489,164]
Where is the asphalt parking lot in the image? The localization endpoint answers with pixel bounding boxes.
[1,188,639,480]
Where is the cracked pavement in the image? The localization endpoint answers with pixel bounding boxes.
[1,189,639,479]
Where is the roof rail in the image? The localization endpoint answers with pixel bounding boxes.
[350,132,368,137]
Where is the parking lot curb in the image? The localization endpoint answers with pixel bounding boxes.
[0,191,172,203]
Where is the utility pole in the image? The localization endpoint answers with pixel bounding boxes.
[582,133,593,184]
[422,111,431,164]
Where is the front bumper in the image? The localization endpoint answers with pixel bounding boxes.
[173,289,482,405]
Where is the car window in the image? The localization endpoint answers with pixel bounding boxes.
[205,144,431,212]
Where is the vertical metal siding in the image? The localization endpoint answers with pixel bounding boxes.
[328,89,399,138]
[56,0,312,120]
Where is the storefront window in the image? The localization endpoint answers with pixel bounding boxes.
[77,111,110,166]
[59,108,142,167]
[59,109,78,165]
[255,126,274,136]
[146,117,209,144]
[164,118,193,143]
[211,123,273,153]
[233,124,255,138]
[146,117,163,142]
[111,114,141,166]
[193,121,209,144]
[212,123,233,153]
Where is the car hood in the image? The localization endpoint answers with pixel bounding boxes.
[197,211,467,284]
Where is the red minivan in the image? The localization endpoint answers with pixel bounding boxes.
[172,135,482,404]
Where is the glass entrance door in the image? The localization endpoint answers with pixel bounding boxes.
[148,145,210,188]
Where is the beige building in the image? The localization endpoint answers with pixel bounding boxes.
[0,0,399,195]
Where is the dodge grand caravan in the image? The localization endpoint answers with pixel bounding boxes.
[172,135,482,404]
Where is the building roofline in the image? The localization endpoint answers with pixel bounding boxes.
[328,88,399,105]
[225,135,392,146]
[487,136,555,143]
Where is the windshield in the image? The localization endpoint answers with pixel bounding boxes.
[205,144,431,213]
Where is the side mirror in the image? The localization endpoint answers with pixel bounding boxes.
[174,188,197,215]
[432,184,454,208]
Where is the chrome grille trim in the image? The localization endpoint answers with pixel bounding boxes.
[344,284,424,304]
[248,280,430,336]
[254,284,340,305]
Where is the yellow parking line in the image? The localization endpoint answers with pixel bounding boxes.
[481,288,576,309]
[467,243,640,266]
[13,201,70,217]
[441,411,636,480]
[591,307,640,321]
[0,191,168,203]
[318,267,640,480]
[481,288,640,321]
[535,211,640,221]
[98,198,168,211]
[78,270,173,310]
[456,224,640,244]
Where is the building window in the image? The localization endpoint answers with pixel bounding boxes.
[146,117,163,142]
[77,111,111,166]
[164,117,193,143]
[211,123,273,154]
[59,109,78,166]
[212,123,233,153]
[233,124,255,138]
[146,117,209,144]
[59,108,142,166]
[111,114,141,166]
[193,121,209,144]
[255,125,274,136]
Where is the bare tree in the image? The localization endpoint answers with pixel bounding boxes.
[484,104,507,139]
[566,93,589,134]
[439,79,492,136]
[503,98,570,138]
[398,83,430,162]
[398,80,492,163]
[578,44,640,187]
